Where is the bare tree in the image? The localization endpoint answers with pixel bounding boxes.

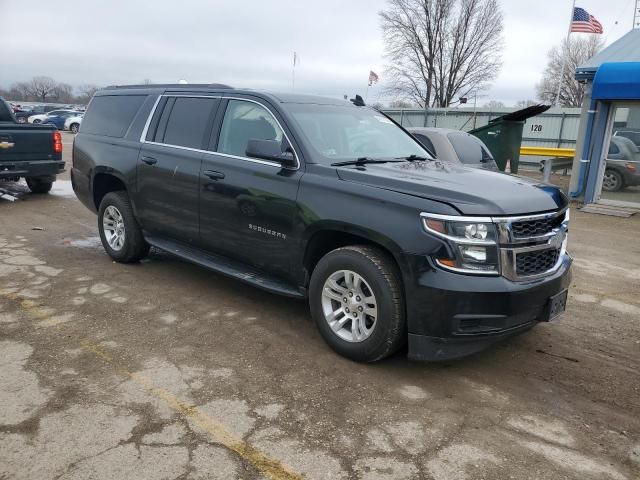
[515,99,537,108]
[8,82,31,101]
[24,76,58,102]
[536,35,604,107]
[389,100,415,108]
[76,84,101,103]
[52,82,74,103]
[484,100,505,109]
[380,0,504,108]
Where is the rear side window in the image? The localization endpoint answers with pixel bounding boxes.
[447,132,493,164]
[81,95,146,138]
[160,97,217,149]
[608,142,620,155]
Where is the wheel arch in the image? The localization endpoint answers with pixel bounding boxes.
[92,170,129,210]
[300,222,407,287]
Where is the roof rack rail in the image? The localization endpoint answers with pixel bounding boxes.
[105,83,233,90]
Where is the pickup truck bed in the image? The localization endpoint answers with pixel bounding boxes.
[1,97,64,193]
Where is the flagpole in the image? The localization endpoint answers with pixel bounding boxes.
[555,0,576,106]
[292,51,296,91]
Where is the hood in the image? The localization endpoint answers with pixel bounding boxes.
[336,160,567,216]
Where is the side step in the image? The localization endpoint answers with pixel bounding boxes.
[145,236,305,299]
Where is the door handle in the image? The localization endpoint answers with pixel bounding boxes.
[141,156,157,165]
[203,170,225,180]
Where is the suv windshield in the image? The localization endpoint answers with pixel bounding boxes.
[286,103,431,164]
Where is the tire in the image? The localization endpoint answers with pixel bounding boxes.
[602,169,623,192]
[17,117,26,124]
[309,245,405,362]
[33,119,41,124]
[26,177,53,194]
[70,123,80,134]
[98,191,149,263]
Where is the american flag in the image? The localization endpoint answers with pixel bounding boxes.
[368,71,379,86]
[571,7,603,33]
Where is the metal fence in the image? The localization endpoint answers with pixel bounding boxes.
[382,107,582,167]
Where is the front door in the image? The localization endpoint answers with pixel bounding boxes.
[136,95,219,243]
[198,98,302,279]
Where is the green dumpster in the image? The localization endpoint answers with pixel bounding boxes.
[469,105,550,174]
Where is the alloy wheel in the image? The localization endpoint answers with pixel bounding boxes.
[321,269,378,342]
[102,205,126,251]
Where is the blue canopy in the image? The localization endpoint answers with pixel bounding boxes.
[592,62,640,100]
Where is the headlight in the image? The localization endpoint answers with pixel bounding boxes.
[421,214,499,274]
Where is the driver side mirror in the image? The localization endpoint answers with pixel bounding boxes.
[246,139,296,168]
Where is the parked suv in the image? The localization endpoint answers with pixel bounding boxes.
[72,85,571,362]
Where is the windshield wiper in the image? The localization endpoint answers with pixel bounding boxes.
[330,157,403,167]
[396,154,431,161]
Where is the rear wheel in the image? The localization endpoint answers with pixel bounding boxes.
[309,245,405,362]
[17,117,26,124]
[98,191,149,263]
[32,119,41,124]
[602,169,623,192]
[70,123,80,134]
[26,177,53,194]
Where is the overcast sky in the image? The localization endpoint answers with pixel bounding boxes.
[0,0,634,105]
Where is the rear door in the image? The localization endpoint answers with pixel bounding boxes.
[136,95,220,243]
[198,97,302,279]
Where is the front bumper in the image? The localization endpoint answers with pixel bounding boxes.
[0,159,65,179]
[401,253,572,361]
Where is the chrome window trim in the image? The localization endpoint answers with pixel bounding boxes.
[139,94,300,171]
[139,95,164,142]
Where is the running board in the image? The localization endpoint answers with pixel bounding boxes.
[145,236,305,299]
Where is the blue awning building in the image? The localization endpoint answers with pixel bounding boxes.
[571,29,640,208]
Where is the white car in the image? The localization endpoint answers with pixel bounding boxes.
[64,114,83,133]
[28,109,77,124]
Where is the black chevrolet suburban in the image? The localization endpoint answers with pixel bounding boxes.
[72,85,571,362]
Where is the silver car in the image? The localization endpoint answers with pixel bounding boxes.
[407,127,499,171]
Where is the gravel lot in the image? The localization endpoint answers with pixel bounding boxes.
[1,133,639,479]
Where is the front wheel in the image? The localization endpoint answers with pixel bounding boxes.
[602,169,624,192]
[70,123,80,134]
[32,119,41,124]
[309,245,405,362]
[98,191,149,263]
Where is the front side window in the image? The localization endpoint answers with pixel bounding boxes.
[286,103,429,164]
[217,100,285,157]
[161,97,217,149]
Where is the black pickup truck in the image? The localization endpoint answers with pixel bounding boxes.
[72,85,571,362]
[0,97,64,193]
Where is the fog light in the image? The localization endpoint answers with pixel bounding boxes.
[460,245,487,262]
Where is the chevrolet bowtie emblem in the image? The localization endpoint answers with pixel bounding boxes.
[0,141,15,149]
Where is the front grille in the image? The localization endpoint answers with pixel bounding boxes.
[516,248,560,276]
[511,212,564,238]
